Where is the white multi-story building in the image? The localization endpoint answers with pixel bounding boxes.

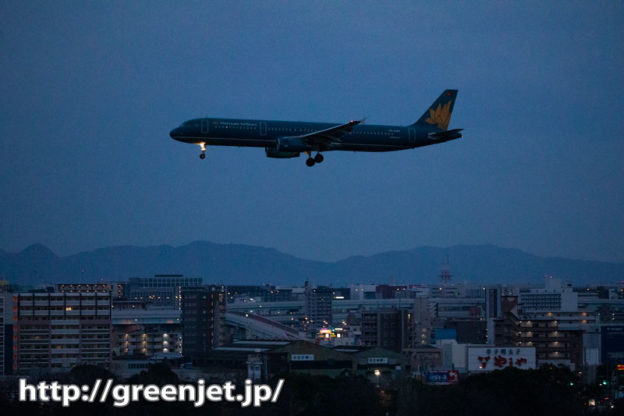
[519,278,578,313]
[15,292,111,374]
[350,284,377,301]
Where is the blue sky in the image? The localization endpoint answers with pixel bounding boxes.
[1,1,623,263]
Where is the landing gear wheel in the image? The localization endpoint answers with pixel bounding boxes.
[199,153,206,159]
[306,158,315,167]
[314,153,324,163]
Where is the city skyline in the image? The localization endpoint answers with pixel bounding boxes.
[2,267,623,410]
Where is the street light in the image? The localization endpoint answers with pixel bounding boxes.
[374,369,381,387]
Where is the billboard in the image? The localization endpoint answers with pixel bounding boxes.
[467,346,536,372]
[426,370,459,385]
[601,325,624,364]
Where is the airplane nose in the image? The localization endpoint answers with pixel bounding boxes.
[169,127,181,139]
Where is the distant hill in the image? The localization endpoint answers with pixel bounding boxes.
[0,242,622,287]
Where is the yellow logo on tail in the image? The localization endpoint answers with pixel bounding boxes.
[425,101,452,130]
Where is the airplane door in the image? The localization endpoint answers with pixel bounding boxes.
[408,127,416,145]
[259,122,267,136]
[201,119,210,134]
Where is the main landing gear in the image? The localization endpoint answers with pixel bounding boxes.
[305,152,324,167]
[199,143,206,159]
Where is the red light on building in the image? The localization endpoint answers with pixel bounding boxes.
[617,364,624,371]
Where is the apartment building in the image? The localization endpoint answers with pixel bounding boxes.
[15,292,111,373]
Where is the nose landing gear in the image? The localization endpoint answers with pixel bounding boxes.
[199,143,206,159]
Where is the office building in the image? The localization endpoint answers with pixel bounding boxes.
[181,285,226,359]
[360,308,411,351]
[519,278,578,313]
[0,289,16,375]
[304,282,333,331]
[127,275,202,309]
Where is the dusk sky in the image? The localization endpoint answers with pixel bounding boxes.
[1,2,623,263]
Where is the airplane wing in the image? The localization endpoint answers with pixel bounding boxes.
[295,118,365,147]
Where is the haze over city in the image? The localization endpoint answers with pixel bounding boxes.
[1,2,623,264]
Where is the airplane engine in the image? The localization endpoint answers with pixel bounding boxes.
[265,147,300,158]
[275,137,309,152]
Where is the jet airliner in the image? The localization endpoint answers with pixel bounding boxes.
[170,89,462,166]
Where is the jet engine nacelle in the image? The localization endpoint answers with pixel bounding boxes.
[265,147,300,159]
[275,137,310,152]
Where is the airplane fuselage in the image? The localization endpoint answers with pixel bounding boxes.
[170,118,455,152]
[169,89,462,165]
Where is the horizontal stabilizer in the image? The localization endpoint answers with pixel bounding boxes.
[428,128,463,141]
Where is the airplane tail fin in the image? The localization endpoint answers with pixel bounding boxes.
[412,89,458,131]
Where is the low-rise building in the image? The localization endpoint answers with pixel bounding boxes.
[267,340,355,377]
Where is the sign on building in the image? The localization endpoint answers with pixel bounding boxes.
[467,347,536,372]
[426,370,459,385]
[291,354,315,361]
[367,357,389,364]
[601,325,624,364]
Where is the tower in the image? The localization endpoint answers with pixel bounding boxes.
[439,256,452,285]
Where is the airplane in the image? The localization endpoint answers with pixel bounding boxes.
[169,89,462,167]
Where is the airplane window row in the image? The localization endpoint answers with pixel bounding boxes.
[269,128,314,133]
